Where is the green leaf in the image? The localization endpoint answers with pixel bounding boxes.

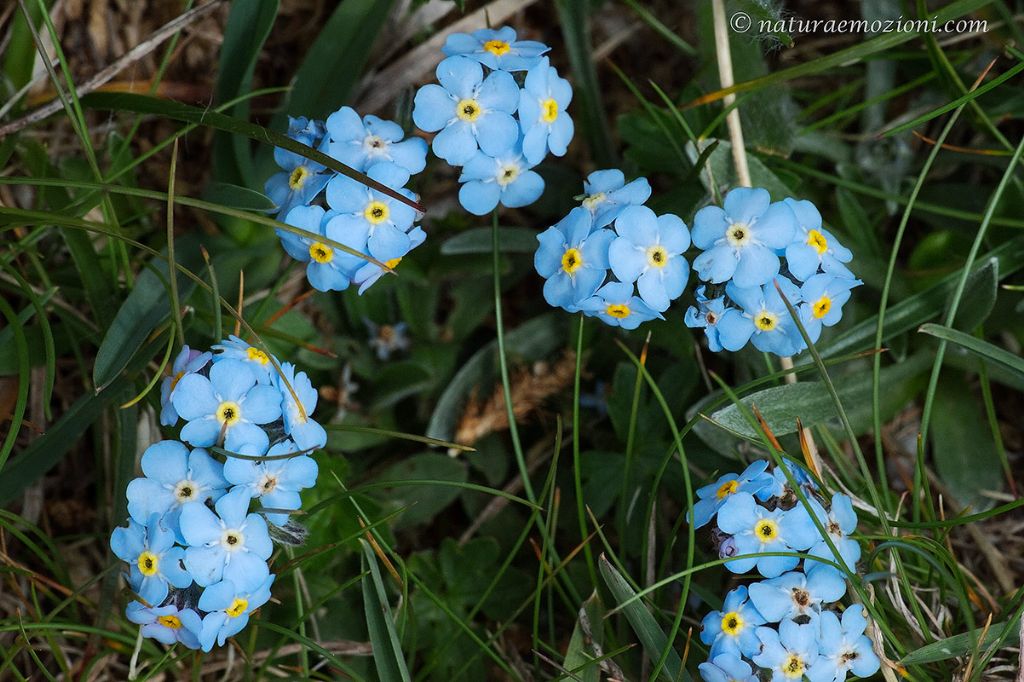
[564,592,603,682]
[203,181,276,212]
[375,454,468,528]
[951,258,997,331]
[901,617,1019,665]
[919,323,1024,378]
[361,541,412,682]
[440,227,538,255]
[599,555,686,682]
[213,0,279,186]
[685,139,793,199]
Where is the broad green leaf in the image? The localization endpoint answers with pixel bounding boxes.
[375,454,468,528]
[361,541,412,682]
[440,227,539,255]
[599,555,685,682]
[951,258,997,331]
[901,617,1019,665]
[564,592,603,682]
[685,139,793,199]
[919,323,1024,378]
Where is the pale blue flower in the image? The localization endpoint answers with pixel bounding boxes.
[212,335,277,384]
[716,492,816,578]
[110,515,191,605]
[326,106,427,175]
[159,346,211,426]
[808,608,881,682]
[224,440,318,527]
[196,575,274,652]
[126,602,202,648]
[608,206,690,312]
[264,117,332,218]
[753,619,821,682]
[580,169,651,228]
[580,281,662,330]
[799,274,862,343]
[534,207,613,312]
[326,163,418,262]
[352,225,427,295]
[457,141,545,215]
[518,57,574,164]
[279,204,367,292]
[692,188,797,288]
[180,488,272,590]
[768,458,819,498]
[785,493,862,572]
[717,278,804,356]
[698,653,759,682]
[689,460,775,529]
[272,363,326,452]
[700,585,765,658]
[783,198,854,282]
[747,565,847,622]
[367,320,410,360]
[684,285,731,353]
[442,26,549,72]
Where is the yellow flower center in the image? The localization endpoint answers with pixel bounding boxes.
[288,166,310,191]
[456,98,482,122]
[309,242,334,264]
[259,474,279,494]
[157,615,182,629]
[541,98,559,123]
[221,530,244,551]
[720,611,744,636]
[754,311,778,331]
[497,164,520,187]
[226,598,249,618]
[813,295,832,319]
[174,480,198,502]
[483,39,511,56]
[725,223,752,247]
[217,401,242,426]
[783,654,805,678]
[561,248,583,274]
[246,347,270,365]
[137,551,159,577]
[582,192,606,211]
[716,479,739,499]
[605,304,631,319]
[364,201,390,225]
[646,245,668,268]
[807,229,828,254]
[754,519,779,543]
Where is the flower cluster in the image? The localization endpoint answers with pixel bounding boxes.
[412,26,572,215]
[685,188,862,356]
[110,340,325,651]
[534,169,690,330]
[693,459,881,682]
[265,108,428,294]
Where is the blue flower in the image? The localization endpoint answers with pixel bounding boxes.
[753,619,821,682]
[441,26,549,72]
[279,205,366,292]
[413,56,520,165]
[224,440,318,527]
[352,225,427,295]
[126,601,202,648]
[580,281,662,330]
[783,198,854,282]
[273,363,327,452]
[698,653,759,682]
[212,335,277,384]
[580,169,651,228]
[608,206,690,312]
[367,320,410,361]
[535,207,613,312]
[809,608,881,682]
[689,460,775,529]
[716,492,816,578]
[692,188,797,288]
[159,346,211,427]
[748,565,847,623]
[196,575,274,652]
[326,106,428,175]
[172,359,283,454]
[264,116,332,218]
[699,585,766,658]
[518,57,574,164]
[717,278,804,356]
[684,286,733,353]
[126,441,228,537]
[768,458,819,498]
[785,493,862,572]
[457,141,545,215]
[326,163,419,261]
[799,274,862,343]
[110,515,191,605]
[179,488,272,590]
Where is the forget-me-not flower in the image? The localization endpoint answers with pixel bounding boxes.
[413,56,520,165]
[716,492,816,578]
[326,163,418,257]
[160,346,211,426]
[785,493,862,572]
[753,619,821,682]
[684,286,732,353]
[197,575,275,652]
[717,278,804,356]
[225,440,318,527]
[768,458,820,498]
[367,320,410,361]
[264,117,331,218]
[326,106,427,175]
[698,653,759,682]
[689,460,774,529]
[279,205,366,292]
[518,57,574,164]
[442,26,549,72]
[692,188,797,288]
[699,585,766,658]
[457,141,545,215]
[535,207,613,312]
[212,335,277,384]
[180,488,273,590]
[783,198,854,282]
[809,608,881,682]
[172,359,282,454]
[579,169,651,228]
[273,363,327,452]
[608,206,690,312]
[579,281,662,330]
[799,274,862,344]
[748,565,847,622]
[126,602,202,648]
[126,441,227,536]
[352,225,426,295]
[110,515,192,605]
